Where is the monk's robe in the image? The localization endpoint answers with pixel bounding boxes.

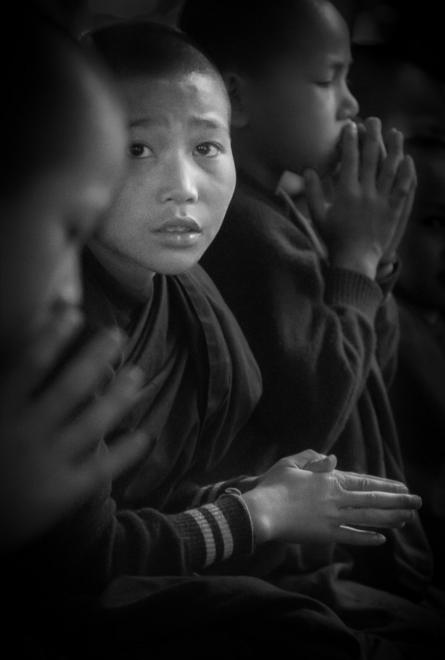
[8,249,444,660]
[82,249,263,508]
[5,249,366,660]
[201,171,435,604]
[390,299,445,588]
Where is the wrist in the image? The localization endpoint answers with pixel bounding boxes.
[241,489,273,545]
[330,249,379,280]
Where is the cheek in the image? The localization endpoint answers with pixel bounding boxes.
[204,167,236,230]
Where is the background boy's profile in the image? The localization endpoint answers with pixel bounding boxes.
[180,0,445,643]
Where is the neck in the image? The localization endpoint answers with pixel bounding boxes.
[231,129,282,194]
[89,239,155,304]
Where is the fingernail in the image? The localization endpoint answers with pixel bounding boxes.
[348,121,357,135]
[372,533,386,544]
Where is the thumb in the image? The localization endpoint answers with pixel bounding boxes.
[304,168,327,226]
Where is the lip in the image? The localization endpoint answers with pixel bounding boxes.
[152,216,203,248]
[154,217,202,234]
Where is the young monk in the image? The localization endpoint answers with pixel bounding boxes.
[0,7,152,554]
[0,7,158,657]
[27,19,438,660]
[180,0,433,595]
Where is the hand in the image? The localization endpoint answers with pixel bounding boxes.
[0,308,150,552]
[304,117,416,280]
[242,451,421,547]
[379,150,417,270]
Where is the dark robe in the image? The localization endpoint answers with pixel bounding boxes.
[4,250,366,660]
[390,299,445,587]
[82,249,263,510]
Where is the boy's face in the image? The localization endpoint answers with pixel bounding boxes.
[92,72,236,287]
[239,0,358,177]
[0,87,125,357]
[398,149,445,314]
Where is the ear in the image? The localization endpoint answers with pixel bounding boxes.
[223,71,251,129]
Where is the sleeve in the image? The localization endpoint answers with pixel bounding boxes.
[19,482,254,598]
[374,262,400,387]
[201,200,383,458]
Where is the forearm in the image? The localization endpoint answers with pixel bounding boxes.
[18,485,255,598]
[252,263,382,453]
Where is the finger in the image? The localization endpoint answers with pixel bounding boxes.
[338,471,409,493]
[305,455,337,473]
[105,431,154,480]
[2,307,82,410]
[63,365,145,452]
[33,328,125,428]
[304,169,326,225]
[334,525,386,546]
[341,507,415,528]
[381,177,415,264]
[377,128,404,195]
[339,490,422,510]
[360,117,382,188]
[389,155,417,216]
[387,174,416,254]
[339,121,359,188]
[292,449,328,466]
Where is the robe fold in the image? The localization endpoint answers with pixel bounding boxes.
[83,249,263,510]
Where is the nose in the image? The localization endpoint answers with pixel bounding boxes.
[159,153,198,205]
[339,83,360,121]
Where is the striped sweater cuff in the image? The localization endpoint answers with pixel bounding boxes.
[169,492,254,571]
[325,267,382,319]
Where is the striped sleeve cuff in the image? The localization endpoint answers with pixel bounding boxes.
[325,267,382,320]
[189,476,260,507]
[169,491,254,571]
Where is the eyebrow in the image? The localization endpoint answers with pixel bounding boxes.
[188,115,228,130]
[326,56,353,71]
[129,117,165,128]
[129,115,228,131]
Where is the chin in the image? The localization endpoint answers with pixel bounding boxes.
[152,254,202,276]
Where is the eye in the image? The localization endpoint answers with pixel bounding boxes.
[194,142,223,158]
[128,143,153,159]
